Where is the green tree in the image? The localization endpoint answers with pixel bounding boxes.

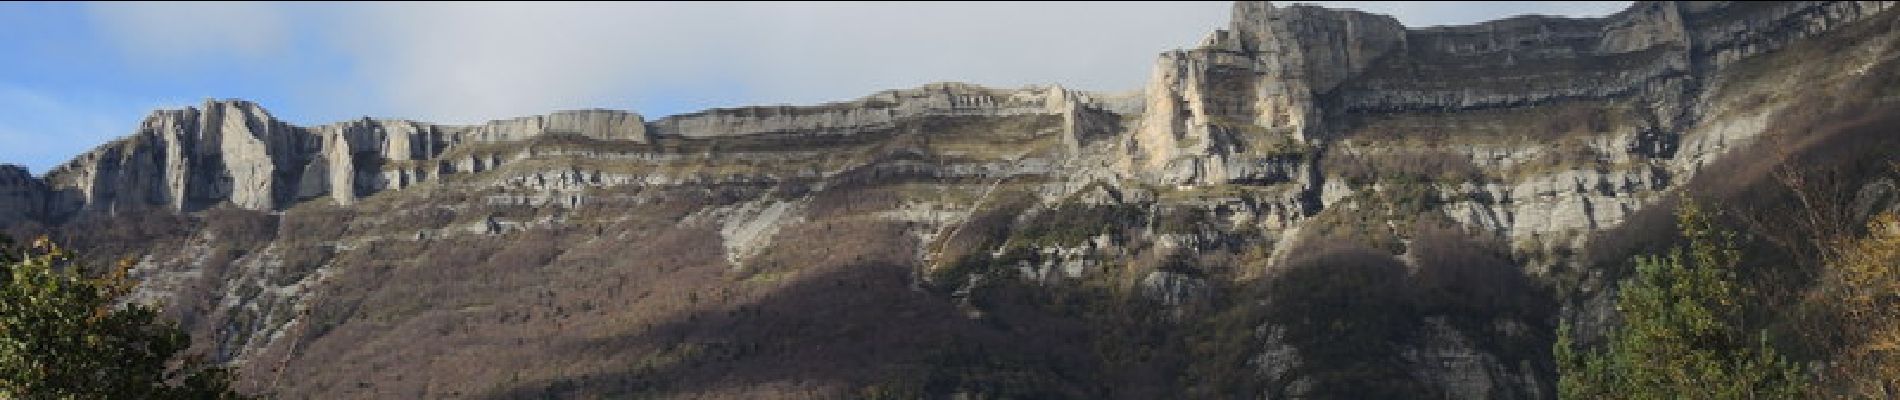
[1556,202,1806,399]
[0,236,245,399]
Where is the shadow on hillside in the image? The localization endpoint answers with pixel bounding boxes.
[473,259,1103,399]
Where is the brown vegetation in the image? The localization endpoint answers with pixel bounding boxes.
[1322,148,1487,185]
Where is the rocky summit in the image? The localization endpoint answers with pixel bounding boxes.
[4,1,1900,398]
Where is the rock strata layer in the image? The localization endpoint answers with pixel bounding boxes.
[1122,0,1894,185]
[2,2,1897,398]
[20,81,1133,217]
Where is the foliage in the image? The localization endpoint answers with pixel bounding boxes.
[1556,202,1807,399]
[861,335,1085,400]
[1408,221,1557,364]
[1261,240,1427,398]
[1410,222,1547,322]
[1013,203,1143,247]
[928,245,1036,292]
[1806,212,1900,396]
[1152,207,1210,235]
[0,236,245,399]
[1322,148,1487,186]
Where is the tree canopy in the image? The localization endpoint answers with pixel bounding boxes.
[1556,202,1807,399]
[0,235,244,399]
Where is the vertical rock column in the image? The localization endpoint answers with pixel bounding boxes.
[202,101,284,210]
[1123,1,1404,185]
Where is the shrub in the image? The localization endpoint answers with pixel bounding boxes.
[1014,203,1142,247]
[1556,202,1807,399]
[1409,221,1551,323]
[1261,239,1426,398]
[0,236,246,398]
[1802,212,1900,396]
[1323,148,1486,185]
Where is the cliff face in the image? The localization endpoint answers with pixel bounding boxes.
[32,101,296,215]
[1334,1,1892,119]
[654,83,1047,138]
[4,1,1898,398]
[1123,1,1893,186]
[17,0,1887,242]
[0,165,43,226]
[1105,1,1895,281]
[28,103,650,213]
[19,82,1131,216]
[1121,3,1405,185]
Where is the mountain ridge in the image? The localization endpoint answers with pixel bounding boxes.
[6,1,1889,223]
[3,1,1899,398]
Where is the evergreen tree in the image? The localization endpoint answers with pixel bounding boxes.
[1557,202,1806,399]
[0,236,245,399]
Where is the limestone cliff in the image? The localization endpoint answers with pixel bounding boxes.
[27,82,1139,216]
[33,102,653,213]
[3,1,1897,399]
[647,82,1117,145]
[0,165,44,226]
[1122,1,1893,185]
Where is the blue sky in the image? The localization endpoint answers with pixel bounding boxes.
[0,1,1629,174]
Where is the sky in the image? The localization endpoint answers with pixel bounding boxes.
[0,1,1629,174]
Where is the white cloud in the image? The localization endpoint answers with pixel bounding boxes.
[80,1,1633,125]
[85,1,292,65]
[324,1,1633,124]
[322,1,1235,123]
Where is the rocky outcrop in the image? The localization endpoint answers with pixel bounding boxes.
[648,83,1121,139]
[0,165,45,225]
[469,109,650,142]
[1123,1,1894,185]
[1332,1,1892,125]
[1402,318,1548,399]
[40,101,310,215]
[1123,3,1405,185]
[7,2,1897,398]
[31,81,1148,215]
[1140,270,1211,307]
[34,101,657,213]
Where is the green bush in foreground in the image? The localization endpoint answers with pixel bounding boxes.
[1556,202,1806,399]
[0,236,245,399]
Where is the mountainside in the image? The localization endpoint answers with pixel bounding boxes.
[4,1,1900,398]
